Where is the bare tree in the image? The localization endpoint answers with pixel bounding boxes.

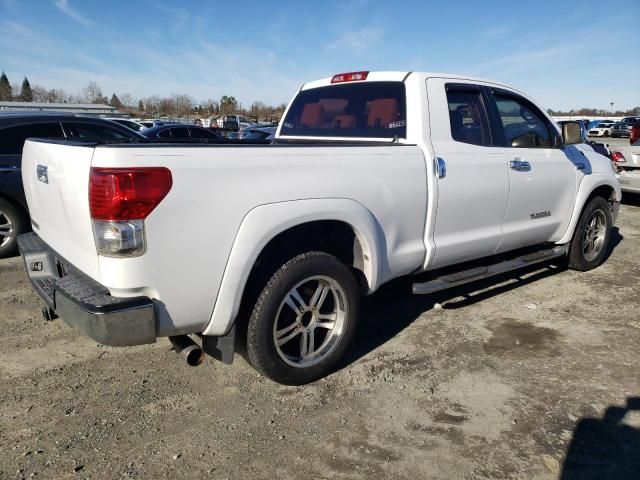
[82,81,103,103]
[118,93,133,108]
[31,85,49,102]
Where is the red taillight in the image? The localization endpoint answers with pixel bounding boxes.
[89,167,172,221]
[331,71,369,83]
[610,151,626,163]
[631,125,640,144]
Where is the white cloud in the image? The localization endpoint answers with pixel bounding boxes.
[325,27,384,52]
[53,0,92,27]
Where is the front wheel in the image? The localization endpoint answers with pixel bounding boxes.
[246,251,360,385]
[567,196,612,271]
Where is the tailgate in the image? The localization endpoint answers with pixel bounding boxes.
[21,140,100,280]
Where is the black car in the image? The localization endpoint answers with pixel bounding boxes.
[611,116,640,138]
[0,114,144,257]
[140,124,222,141]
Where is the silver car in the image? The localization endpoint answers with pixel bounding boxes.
[611,139,640,194]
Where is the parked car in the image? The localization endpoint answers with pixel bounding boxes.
[241,126,277,141]
[588,123,613,137]
[17,71,620,385]
[611,116,640,138]
[630,125,640,145]
[140,124,222,141]
[138,120,175,129]
[210,115,255,130]
[0,114,143,257]
[597,120,617,128]
[610,139,640,194]
[106,118,146,132]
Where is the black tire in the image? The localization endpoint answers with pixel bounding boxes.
[246,251,360,385]
[0,198,26,258]
[567,196,612,271]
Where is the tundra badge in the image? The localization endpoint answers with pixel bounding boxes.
[530,210,551,220]
[37,165,48,184]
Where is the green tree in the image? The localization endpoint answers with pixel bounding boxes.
[0,71,11,101]
[20,77,33,102]
[110,93,122,109]
[138,99,144,112]
[219,95,237,115]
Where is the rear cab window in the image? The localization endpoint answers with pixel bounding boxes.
[280,81,407,139]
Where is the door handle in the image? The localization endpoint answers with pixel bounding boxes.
[435,157,446,179]
[510,158,531,171]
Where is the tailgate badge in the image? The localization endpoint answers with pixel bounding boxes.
[37,165,48,184]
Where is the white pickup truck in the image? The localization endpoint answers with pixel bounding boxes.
[18,71,620,385]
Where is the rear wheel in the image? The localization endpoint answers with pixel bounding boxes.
[0,199,25,258]
[246,251,360,385]
[567,196,612,271]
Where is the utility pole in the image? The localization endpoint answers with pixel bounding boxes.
[610,102,614,114]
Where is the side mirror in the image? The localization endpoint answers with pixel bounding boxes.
[562,122,583,145]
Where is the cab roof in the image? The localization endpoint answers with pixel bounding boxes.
[300,71,514,91]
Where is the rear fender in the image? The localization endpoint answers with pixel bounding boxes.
[201,198,388,336]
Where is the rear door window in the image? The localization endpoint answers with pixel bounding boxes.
[169,127,190,139]
[280,81,407,138]
[189,127,219,139]
[0,123,64,154]
[445,87,492,146]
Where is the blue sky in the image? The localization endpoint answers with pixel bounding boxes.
[1,0,639,110]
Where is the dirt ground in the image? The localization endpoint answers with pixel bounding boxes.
[1,195,639,480]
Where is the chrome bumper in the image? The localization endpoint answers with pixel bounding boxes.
[17,233,156,346]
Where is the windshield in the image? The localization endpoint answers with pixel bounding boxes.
[280,81,407,139]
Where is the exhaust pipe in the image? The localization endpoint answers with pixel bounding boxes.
[169,335,204,366]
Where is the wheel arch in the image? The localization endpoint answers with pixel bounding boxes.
[556,174,621,245]
[202,198,389,336]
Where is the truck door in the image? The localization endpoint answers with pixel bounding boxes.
[426,79,509,269]
[487,89,579,252]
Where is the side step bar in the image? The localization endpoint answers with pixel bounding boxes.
[412,246,568,295]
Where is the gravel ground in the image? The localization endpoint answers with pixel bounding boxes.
[1,194,639,480]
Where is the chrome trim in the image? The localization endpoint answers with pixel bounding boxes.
[37,164,48,184]
[436,157,446,179]
[0,166,18,174]
[510,158,531,171]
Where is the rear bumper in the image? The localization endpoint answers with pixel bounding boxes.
[17,232,156,346]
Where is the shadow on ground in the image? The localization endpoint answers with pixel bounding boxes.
[339,260,564,370]
[561,397,640,480]
[338,225,624,371]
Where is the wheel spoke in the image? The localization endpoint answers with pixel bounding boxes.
[276,321,300,340]
[300,330,309,358]
[308,329,315,356]
[316,312,337,330]
[284,288,307,315]
[309,282,329,310]
[277,325,302,346]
